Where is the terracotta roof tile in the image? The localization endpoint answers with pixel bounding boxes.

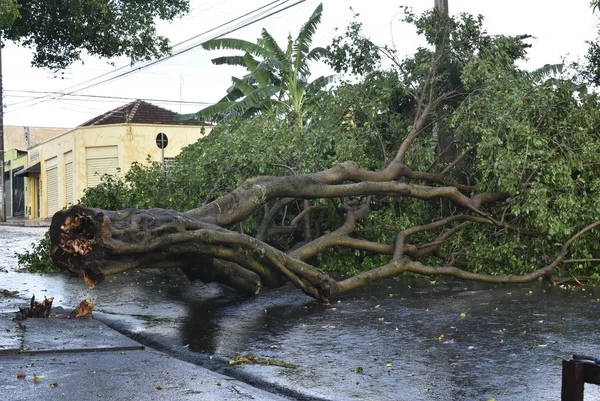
[79,100,202,127]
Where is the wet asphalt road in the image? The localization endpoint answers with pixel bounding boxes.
[1,224,600,400]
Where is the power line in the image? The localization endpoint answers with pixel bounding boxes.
[5,89,213,105]
[5,0,305,114]
[6,0,290,110]
[46,0,305,97]
[175,0,289,48]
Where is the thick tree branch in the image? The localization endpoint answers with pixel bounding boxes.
[395,94,447,164]
[256,198,294,241]
[440,144,478,175]
[289,204,328,228]
[289,203,371,260]
[335,220,600,294]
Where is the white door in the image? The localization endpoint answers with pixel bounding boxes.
[86,146,119,188]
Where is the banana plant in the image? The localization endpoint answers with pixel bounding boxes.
[178,3,331,129]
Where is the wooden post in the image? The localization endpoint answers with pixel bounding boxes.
[562,359,600,401]
[562,360,585,401]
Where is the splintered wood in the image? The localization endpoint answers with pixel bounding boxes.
[17,296,94,320]
[71,299,94,318]
[18,296,54,319]
[60,214,94,256]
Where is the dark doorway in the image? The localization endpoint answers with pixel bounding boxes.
[12,167,25,217]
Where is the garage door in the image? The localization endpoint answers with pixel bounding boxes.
[65,152,73,206]
[86,146,118,188]
[46,162,59,217]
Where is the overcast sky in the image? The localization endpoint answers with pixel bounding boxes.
[3,0,597,128]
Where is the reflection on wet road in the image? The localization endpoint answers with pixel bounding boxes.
[1,224,600,400]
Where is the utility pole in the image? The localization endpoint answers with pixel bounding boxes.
[433,0,457,164]
[0,42,6,222]
[434,0,449,16]
[434,0,449,53]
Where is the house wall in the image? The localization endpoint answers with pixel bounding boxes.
[4,126,70,150]
[28,123,209,219]
[27,129,76,218]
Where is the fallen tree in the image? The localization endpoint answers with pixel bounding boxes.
[49,94,600,303]
[49,10,600,302]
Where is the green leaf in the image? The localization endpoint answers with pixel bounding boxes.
[202,38,270,58]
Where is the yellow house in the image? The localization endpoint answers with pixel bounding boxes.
[19,100,210,219]
[3,126,70,219]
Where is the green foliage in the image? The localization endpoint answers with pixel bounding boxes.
[79,171,133,210]
[15,230,61,273]
[326,17,382,76]
[171,113,335,210]
[2,0,190,69]
[32,8,600,282]
[0,0,20,29]
[320,9,600,278]
[584,1,600,85]
[178,3,329,129]
[79,158,184,211]
[450,70,600,276]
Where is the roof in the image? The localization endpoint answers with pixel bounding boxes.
[15,162,41,176]
[79,100,203,127]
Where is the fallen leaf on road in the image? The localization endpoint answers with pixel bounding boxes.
[229,354,297,368]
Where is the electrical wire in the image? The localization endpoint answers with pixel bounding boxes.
[7,0,290,105]
[5,89,212,105]
[49,0,305,97]
[5,0,305,114]
[6,0,290,109]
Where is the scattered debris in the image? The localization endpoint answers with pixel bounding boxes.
[17,296,54,319]
[71,299,94,318]
[16,295,94,320]
[1,290,19,297]
[228,354,297,368]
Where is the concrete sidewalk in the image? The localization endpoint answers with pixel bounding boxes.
[0,218,51,227]
[0,296,289,401]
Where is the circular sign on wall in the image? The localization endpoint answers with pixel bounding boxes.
[156,132,168,149]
